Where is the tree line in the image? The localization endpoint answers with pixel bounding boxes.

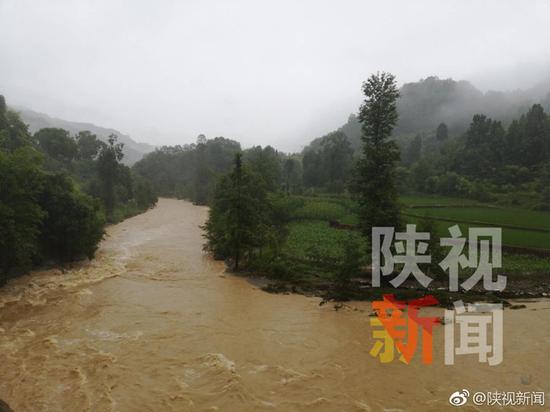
[400,103,550,207]
[198,71,550,284]
[0,95,157,284]
[201,72,402,279]
[298,99,550,208]
[132,136,302,205]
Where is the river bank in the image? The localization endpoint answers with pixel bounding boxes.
[0,198,548,411]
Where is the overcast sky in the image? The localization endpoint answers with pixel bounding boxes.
[1,0,550,151]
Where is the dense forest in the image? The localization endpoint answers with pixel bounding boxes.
[299,77,550,208]
[135,101,550,210]
[0,95,157,285]
[132,136,301,205]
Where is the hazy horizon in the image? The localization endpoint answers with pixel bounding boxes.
[1,0,550,151]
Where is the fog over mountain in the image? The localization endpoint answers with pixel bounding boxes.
[12,105,155,165]
[1,0,550,152]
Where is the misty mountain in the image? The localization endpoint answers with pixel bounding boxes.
[306,76,550,152]
[12,106,155,165]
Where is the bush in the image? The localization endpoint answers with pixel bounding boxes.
[38,173,105,261]
[0,147,45,279]
[134,176,158,209]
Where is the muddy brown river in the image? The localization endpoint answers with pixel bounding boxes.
[0,199,548,411]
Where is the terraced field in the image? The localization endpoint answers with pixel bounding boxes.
[285,195,550,265]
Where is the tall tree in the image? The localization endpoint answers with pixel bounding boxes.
[202,153,269,271]
[320,131,353,190]
[243,145,282,191]
[436,122,448,141]
[403,134,422,165]
[193,138,211,205]
[302,149,323,188]
[0,95,7,131]
[97,134,124,217]
[353,72,401,237]
[76,131,103,160]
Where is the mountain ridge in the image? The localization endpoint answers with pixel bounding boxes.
[305,76,550,153]
[11,105,156,165]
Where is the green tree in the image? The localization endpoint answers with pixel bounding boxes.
[0,109,34,151]
[38,173,105,261]
[243,145,282,191]
[283,157,301,194]
[0,95,7,131]
[320,131,353,191]
[436,122,448,141]
[302,149,324,188]
[35,128,78,163]
[0,147,45,280]
[97,134,124,217]
[202,153,269,271]
[522,104,548,167]
[458,114,505,178]
[193,138,211,205]
[76,131,104,160]
[403,134,422,165]
[353,72,401,238]
[134,175,158,209]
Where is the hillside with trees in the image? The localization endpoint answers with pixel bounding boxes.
[0,95,157,285]
[13,106,155,165]
[306,76,550,153]
[194,72,550,303]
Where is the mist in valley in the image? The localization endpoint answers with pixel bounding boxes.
[1,0,550,152]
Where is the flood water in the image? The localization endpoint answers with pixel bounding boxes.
[0,198,548,411]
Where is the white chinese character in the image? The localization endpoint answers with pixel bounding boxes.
[532,392,545,406]
[440,225,506,291]
[488,391,503,406]
[515,391,530,406]
[372,224,432,288]
[502,392,516,406]
[444,300,503,365]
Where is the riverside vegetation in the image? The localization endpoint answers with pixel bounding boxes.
[4,73,550,303]
[0,96,157,286]
[173,73,550,305]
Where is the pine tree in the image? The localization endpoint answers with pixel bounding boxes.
[353,72,401,238]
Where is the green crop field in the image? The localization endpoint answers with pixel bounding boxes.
[404,206,550,231]
[402,217,550,250]
[286,194,550,254]
[400,195,483,207]
[292,200,349,221]
[284,220,366,260]
[292,196,359,225]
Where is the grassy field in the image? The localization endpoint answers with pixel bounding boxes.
[284,194,550,270]
[264,194,550,303]
[292,194,550,250]
[284,221,366,260]
[292,196,359,225]
[400,195,483,207]
[404,206,550,231]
